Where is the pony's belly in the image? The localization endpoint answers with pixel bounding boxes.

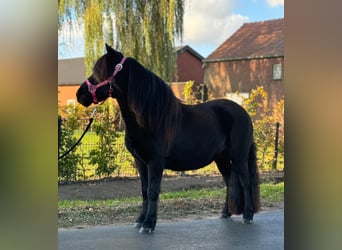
[165,136,225,171]
[165,157,214,171]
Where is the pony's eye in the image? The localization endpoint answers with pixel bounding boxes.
[88,76,98,85]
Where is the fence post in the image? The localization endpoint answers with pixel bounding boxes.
[200,84,204,103]
[272,122,280,170]
[200,84,208,103]
[58,116,62,158]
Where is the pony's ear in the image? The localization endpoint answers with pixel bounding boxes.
[105,43,115,54]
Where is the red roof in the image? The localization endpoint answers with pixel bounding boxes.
[205,18,284,61]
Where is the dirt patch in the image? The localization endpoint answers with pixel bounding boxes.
[58,172,284,201]
[58,172,284,228]
[58,175,227,201]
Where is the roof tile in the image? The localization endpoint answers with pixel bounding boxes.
[205,18,284,61]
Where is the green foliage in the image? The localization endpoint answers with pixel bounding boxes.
[58,104,83,181]
[58,122,81,181]
[183,80,195,104]
[240,86,284,170]
[58,0,184,81]
[273,98,284,155]
[84,0,104,76]
[58,102,136,180]
[242,86,269,119]
[88,100,121,177]
[183,80,208,104]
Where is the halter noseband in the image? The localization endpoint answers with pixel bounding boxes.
[86,56,127,104]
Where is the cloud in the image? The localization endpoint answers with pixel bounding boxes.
[182,0,249,52]
[266,0,284,7]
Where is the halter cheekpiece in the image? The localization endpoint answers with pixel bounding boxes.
[86,56,127,104]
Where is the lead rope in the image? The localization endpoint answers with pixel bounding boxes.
[58,107,97,160]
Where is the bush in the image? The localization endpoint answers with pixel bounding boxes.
[88,100,122,177]
[58,104,84,181]
[241,86,284,170]
[183,80,208,104]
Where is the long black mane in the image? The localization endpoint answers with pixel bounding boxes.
[93,53,182,144]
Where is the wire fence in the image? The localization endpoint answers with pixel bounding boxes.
[58,86,284,182]
[58,118,223,182]
[58,117,284,182]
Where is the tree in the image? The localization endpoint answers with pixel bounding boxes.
[58,0,184,80]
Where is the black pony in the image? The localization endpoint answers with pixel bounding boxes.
[76,44,260,233]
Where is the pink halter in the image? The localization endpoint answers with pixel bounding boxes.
[86,56,127,104]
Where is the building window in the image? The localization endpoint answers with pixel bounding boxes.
[273,64,282,80]
[225,92,249,105]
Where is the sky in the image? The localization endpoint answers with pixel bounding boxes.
[58,0,284,59]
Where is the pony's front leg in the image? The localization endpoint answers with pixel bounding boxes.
[139,158,164,234]
[134,158,148,229]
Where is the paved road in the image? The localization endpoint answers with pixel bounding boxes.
[58,209,283,250]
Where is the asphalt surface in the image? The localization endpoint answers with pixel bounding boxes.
[58,209,284,250]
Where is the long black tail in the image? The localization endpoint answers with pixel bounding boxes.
[248,142,260,212]
[228,142,260,214]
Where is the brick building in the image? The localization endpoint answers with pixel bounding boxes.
[58,45,204,106]
[171,45,204,100]
[203,18,284,108]
[58,57,85,107]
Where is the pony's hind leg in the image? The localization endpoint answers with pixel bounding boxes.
[215,154,232,218]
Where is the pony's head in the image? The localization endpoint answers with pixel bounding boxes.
[76,44,127,106]
[77,44,181,146]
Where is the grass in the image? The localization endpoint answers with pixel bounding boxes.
[260,182,284,202]
[58,182,284,209]
[58,198,141,209]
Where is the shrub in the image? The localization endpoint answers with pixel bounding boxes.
[58,104,84,181]
[241,86,284,170]
[183,80,208,104]
[88,100,122,177]
[183,80,195,104]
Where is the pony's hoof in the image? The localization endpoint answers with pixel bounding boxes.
[139,227,154,234]
[242,218,253,224]
[134,222,142,228]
